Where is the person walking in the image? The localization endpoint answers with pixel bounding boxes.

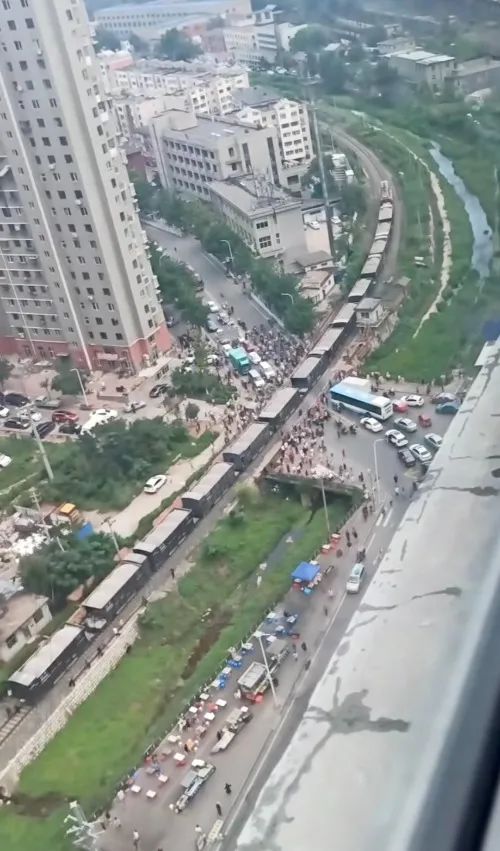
[301,641,307,652]
[225,782,232,795]
[195,825,203,835]
[292,649,299,661]
[170,567,175,580]
[323,605,329,617]
[216,801,223,817]
[132,829,140,850]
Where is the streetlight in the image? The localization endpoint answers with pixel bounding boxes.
[373,437,385,507]
[281,292,294,305]
[254,630,279,709]
[70,368,89,408]
[220,239,234,265]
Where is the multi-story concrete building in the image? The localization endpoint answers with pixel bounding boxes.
[223,6,279,67]
[114,93,187,140]
[99,56,250,116]
[95,0,252,42]
[454,57,500,95]
[209,175,307,263]
[0,0,170,371]
[388,49,458,91]
[230,88,313,187]
[151,110,285,198]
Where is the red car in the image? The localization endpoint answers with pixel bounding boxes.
[393,399,408,413]
[52,410,78,424]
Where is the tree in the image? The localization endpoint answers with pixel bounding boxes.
[319,53,348,94]
[156,28,201,61]
[340,182,366,217]
[171,368,234,405]
[128,32,149,55]
[0,358,13,389]
[365,25,387,48]
[185,402,200,421]
[94,27,121,52]
[130,171,158,214]
[20,533,116,608]
[290,26,331,54]
[51,358,88,397]
[284,298,315,337]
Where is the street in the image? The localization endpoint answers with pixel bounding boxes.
[145,222,271,331]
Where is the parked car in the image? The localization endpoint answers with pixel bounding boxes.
[59,422,81,435]
[431,391,456,405]
[397,447,416,468]
[402,394,425,408]
[360,416,383,433]
[393,416,417,433]
[260,361,276,380]
[124,400,146,414]
[149,383,169,399]
[248,350,262,366]
[424,432,443,451]
[0,453,12,468]
[3,392,30,408]
[206,316,218,333]
[36,421,56,439]
[410,443,432,464]
[393,399,408,413]
[0,406,9,418]
[4,418,30,430]
[52,410,79,425]
[30,411,43,423]
[436,401,460,415]
[35,395,62,410]
[249,368,265,389]
[144,474,167,494]
[385,429,408,448]
[418,414,432,428]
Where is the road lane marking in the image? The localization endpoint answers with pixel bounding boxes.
[382,508,393,527]
[375,513,383,526]
[366,532,376,550]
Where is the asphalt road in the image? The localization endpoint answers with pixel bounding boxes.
[145,222,271,332]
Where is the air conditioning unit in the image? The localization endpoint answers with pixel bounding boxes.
[75,200,82,205]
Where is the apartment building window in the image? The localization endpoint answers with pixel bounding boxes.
[14,41,22,51]
[256,220,268,230]
[258,236,272,249]
[7,20,16,29]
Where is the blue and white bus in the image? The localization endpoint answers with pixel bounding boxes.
[330,380,393,421]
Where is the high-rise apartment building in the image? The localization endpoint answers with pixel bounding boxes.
[0,0,171,372]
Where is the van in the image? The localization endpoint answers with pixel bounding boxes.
[346,562,365,594]
[260,361,276,380]
[249,368,265,389]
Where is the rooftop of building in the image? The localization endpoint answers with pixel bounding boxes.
[355,296,381,311]
[0,592,48,643]
[119,58,248,79]
[97,0,230,14]
[233,338,500,851]
[294,250,334,268]
[210,176,300,215]
[455,56,500,75]
[232,86,281,108]
[158,111,265,144]
[391,48,455,65]
[300,268,332,288]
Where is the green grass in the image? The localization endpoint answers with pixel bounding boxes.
[0,487,354,851]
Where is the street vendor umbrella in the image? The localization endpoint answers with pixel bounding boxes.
[291,562,320,584]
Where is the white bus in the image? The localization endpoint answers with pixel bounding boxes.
[330,380,393,421]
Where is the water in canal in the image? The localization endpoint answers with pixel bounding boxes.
[429,143,493,280]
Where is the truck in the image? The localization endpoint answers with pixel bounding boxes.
[237,640,289,702]
[174,761,216,813]
[229,346,250,375]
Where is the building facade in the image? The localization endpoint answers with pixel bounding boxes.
[388,49,457,90]
[0,593,51,664]
[209,176,307,262]
[454,57,500,95]
[231,90,313,187]
[151,110,285,198]
[95,0,252,41]
[0,0,170,371]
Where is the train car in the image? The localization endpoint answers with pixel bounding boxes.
[375,221,392,240]
[330,302,356,329]
[181,462,236,518]
[361,254,382,279]
[291,356,325,393]
[82,558,150,627]
[378,202,393,223]
[7,624,89,703]
[258,387,300,429]
[348,278,372,304]
[133,508,194,569]
[369,238,388,256]
[309,327,345,361]
[223,422,271,472]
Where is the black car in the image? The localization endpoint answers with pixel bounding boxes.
[36,421,56,439]
[2,392,30,407]
[149,383,169,399]
[4,417,30,430]
[398,447,417,468]
[59,422,81,435]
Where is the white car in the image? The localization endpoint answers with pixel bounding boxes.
[424,432,443,452]
[360,416,383,433]
[0,406,9,417]
[124,400,146,413]
[218,311,230,325]
[393,416,417,433]
[221,343,232,357]
[249,368,265,389]
[0,453,12,468]
[206,300,218,314]
[410,443,432,464]
[248,350,262,366]
[260,361,276,380]
[403,394,425,408]
[30,411,43,423]
[144,474,167,494]
[385,429,408,448]
[95,408,117,422]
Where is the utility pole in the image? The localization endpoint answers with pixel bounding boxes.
[64,801,103,851]
[304,76,336,260]
[30,411,54,481]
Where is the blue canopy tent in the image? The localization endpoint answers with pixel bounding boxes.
[291,562,320,584]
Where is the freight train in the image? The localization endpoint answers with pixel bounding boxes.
[7,189,394,704]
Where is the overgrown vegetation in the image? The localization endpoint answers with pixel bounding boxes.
[0,489,353,851]
[170,367,235,405]
[148,244,209,328]
[43,418,214,510]
[20,533,116,608]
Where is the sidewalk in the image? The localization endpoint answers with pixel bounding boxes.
[99,503,377,851]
